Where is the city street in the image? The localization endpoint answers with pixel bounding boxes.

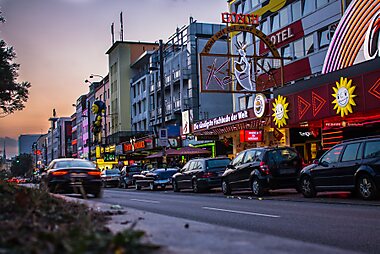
[93,187,380,254]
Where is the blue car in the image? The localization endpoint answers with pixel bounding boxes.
[133,167,179,191]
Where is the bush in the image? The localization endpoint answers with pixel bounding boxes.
[0,181,158,254]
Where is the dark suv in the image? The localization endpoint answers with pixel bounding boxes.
[299,136,380,200]
[172,157,231,193]
[221,147,302,196]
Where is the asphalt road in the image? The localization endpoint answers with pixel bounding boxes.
[96,187,380,254]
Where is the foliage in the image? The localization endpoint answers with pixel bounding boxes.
[10,153,33,177]
[0,181,158,254]
[0,11,31,118]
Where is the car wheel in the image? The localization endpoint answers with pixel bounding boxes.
[93,189,103,198]
[172,179,179,192]
[357,174,378,200]
[192,179,200,193]
[251,177,265,197]
[135,184,141,190]
[149,182,156,191]
[300,176,317,198]
[222,180,231,195]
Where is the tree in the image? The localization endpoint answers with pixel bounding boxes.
[0,12,31,118]
[10,154,33,177]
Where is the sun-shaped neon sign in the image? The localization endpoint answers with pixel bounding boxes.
[272,95,289,128]
[332,77,357,117]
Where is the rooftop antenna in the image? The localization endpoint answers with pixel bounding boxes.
[120,11,124,41]
[111,22,115,44]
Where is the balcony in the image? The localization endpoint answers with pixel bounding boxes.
[131,71,149,84]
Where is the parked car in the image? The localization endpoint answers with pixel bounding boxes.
[133,167,178,190]
[39,158,102,198]
[7,177,20,184]
[172,157,231,193]
[221,147,302,196]
[100,168,121,187]
[299,136,380,200]
[118,165,143,188]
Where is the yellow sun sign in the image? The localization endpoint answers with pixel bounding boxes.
[332,77,357,117]
[272,95,289,128]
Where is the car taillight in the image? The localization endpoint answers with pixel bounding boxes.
[259,162,270,175]
[199,172,215,178]
[52,171,68,176]
[88,171,101,176]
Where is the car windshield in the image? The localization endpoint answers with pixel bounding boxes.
[54,160,95,169]
[206,159,231,171]
[104,169,120,175]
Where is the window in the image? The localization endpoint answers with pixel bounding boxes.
[318,27,330,49]
[270,13,280,32]
[364,141,380,159]
[304,34,314,55]
[341,143,361,162]
[291,1,302,21]
[281,45,292,64]
[321,146,343,164]
[302,0,315,15]
[293,39,304,59]
[243,150,256,163]
[239,96,246,110]
[317,0,328,8]
[251,0,259,8]
[260,19,269,35]
[231,152,245,166]
[280,7,289,27]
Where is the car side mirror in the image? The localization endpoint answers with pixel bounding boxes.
[319,161,329,167]
[312,159,319,165]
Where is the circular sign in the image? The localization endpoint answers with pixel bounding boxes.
[253,93,266,118]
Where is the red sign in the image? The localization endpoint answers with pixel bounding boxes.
[123,141,146,152]
[221,12,259,26]
[240,130,263,142]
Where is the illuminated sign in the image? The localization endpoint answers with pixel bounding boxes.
[194,110,250,131]
[240,130,263,142]
[123,141,146,152]
[253,93,267,118]
[104,152,116,162]
[332,77,357,117]
[272,95,289,128]
[221,12,259,25]
[322,0,380,73]
[182,110,190,135]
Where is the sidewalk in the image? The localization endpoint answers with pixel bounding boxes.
[64,196,361,254]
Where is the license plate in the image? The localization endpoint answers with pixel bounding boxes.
[279,168,296,174]
[71,173,87,178]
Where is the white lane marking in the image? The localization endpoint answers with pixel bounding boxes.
[130,198,160,204]
[202,206,280,218]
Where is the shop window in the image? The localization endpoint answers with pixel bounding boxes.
[318,26,330,49]
[341,143,361,162]
[321,145,343,164]
[304,34,314,55]
[280,7,289,28]
[291,0,302,21]
[302,0,316,15]
[293,38,304,59]
[270,13,280,32]
[317,0,329,9]
[364,141,380,159]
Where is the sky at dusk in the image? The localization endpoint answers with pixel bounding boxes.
[0,0,228,157]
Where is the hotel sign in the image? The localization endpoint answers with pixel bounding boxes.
[194,109,251,131]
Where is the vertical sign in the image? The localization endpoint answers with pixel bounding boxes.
[182,110,190,135]
[159,128,168,147]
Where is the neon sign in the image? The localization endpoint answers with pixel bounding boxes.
[221,12,259,26]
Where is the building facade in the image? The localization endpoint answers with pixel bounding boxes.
[18,134,41,155]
